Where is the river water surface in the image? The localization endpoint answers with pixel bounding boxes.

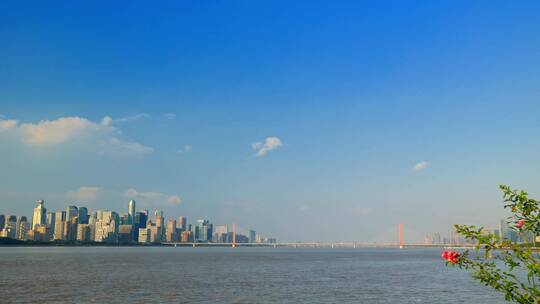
[0,247,505,303]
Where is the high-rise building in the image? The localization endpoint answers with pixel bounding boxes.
[196,219,213,242]
[118,225,134,244]
[53,211,66,240]
[180,230,191,242]
[128,200,136,224]
[249,230,256,243]
[78,207,89,224]
[76,224,91,242]
[154,210,164,240]
[16,216,29,240]
[120,213,131,225]
[138,228,150,243]
[0,215,5,229]
[94,210,118,243]
[178,216,187,231]
[135,211,147,229]
[32,199,47,229]
[5,216,17,238]
[214,225,228,243]
[165,218,177,242]
[149,225,161,243]
[66,205,78,220]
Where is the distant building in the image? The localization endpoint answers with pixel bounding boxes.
[78,207,89,224]
[0,214,5,229]
[32,199,47,229]
[128,200,136,225]
[138,228,150,243]
[66,205,78,221]
[195,219,213,242]
[94,210,118,243]
[5,216,17,238]
[33,225,49,242]
[249,230,256,243]
[177,216,187,231]
[118,225,134,244]
[76,224,91,242]
[120,213,131,225]
[165,218,177,242]
[16,216,29,240]
[149,225,161,243]
[214,225,228,243]
[54,211,66,241]
[180,230,191,242]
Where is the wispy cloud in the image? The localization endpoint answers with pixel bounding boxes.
[163,113,176,120]
[177,144,192,153]
[68,186,102,202]
[252,137,283,157]
[0,116,153,156]
[124,188,181,206]
[413,161,430,171]
[115,113,150,123]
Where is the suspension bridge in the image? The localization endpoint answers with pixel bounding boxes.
[162,223,473,249]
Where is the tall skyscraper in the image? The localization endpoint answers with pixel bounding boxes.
[249,230,256,243]
[196,219,212,242]
[66,205,78,220]
[178,216,187,231]
[54,211,66,240]
[165,218,177,242]
[32,199,47,229]
[46,212,56,240]
[94,210,118,243]
[78,207,89,224]
[128,200,136,224]
[0,214,5,229]
[16,216,29,240]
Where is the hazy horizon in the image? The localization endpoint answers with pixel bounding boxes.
[1,1,540,243]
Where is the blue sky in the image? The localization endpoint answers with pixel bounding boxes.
[1,1,540,242]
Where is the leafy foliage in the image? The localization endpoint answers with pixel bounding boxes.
[447,185,540,303]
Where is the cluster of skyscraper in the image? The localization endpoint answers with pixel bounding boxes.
[0,200,276,245]
[424,220,538,245]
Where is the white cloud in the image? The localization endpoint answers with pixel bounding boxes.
[124,188,181,206]
[103,137,154,156]
[68,186,102,202]
[252,136,283,157]
[114,113,150,123]
[101,116,113,127]
[19,117,102,145]
[163,113,176,120]
[0,119,18,132]
[413,161,430,171]
[0,116,153,156]
[177,144,192,153]
[167,195,181,205]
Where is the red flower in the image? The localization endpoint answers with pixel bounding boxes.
[441,251,460,264]
[517,220,525,229]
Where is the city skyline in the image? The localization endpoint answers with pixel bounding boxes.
[2,1,540,243]
[0,198,274,245]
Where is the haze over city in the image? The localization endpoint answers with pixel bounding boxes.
[1,1,540,243]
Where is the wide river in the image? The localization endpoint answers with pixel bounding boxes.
[0,247,505,303]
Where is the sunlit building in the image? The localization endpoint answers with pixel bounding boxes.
[128,200,136,225]
[138,228,150,244]
[76,224,91,242]
[165,218,177,242]
[32,199,47,230]
[53,211,66,241]
[94,210,118,243]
